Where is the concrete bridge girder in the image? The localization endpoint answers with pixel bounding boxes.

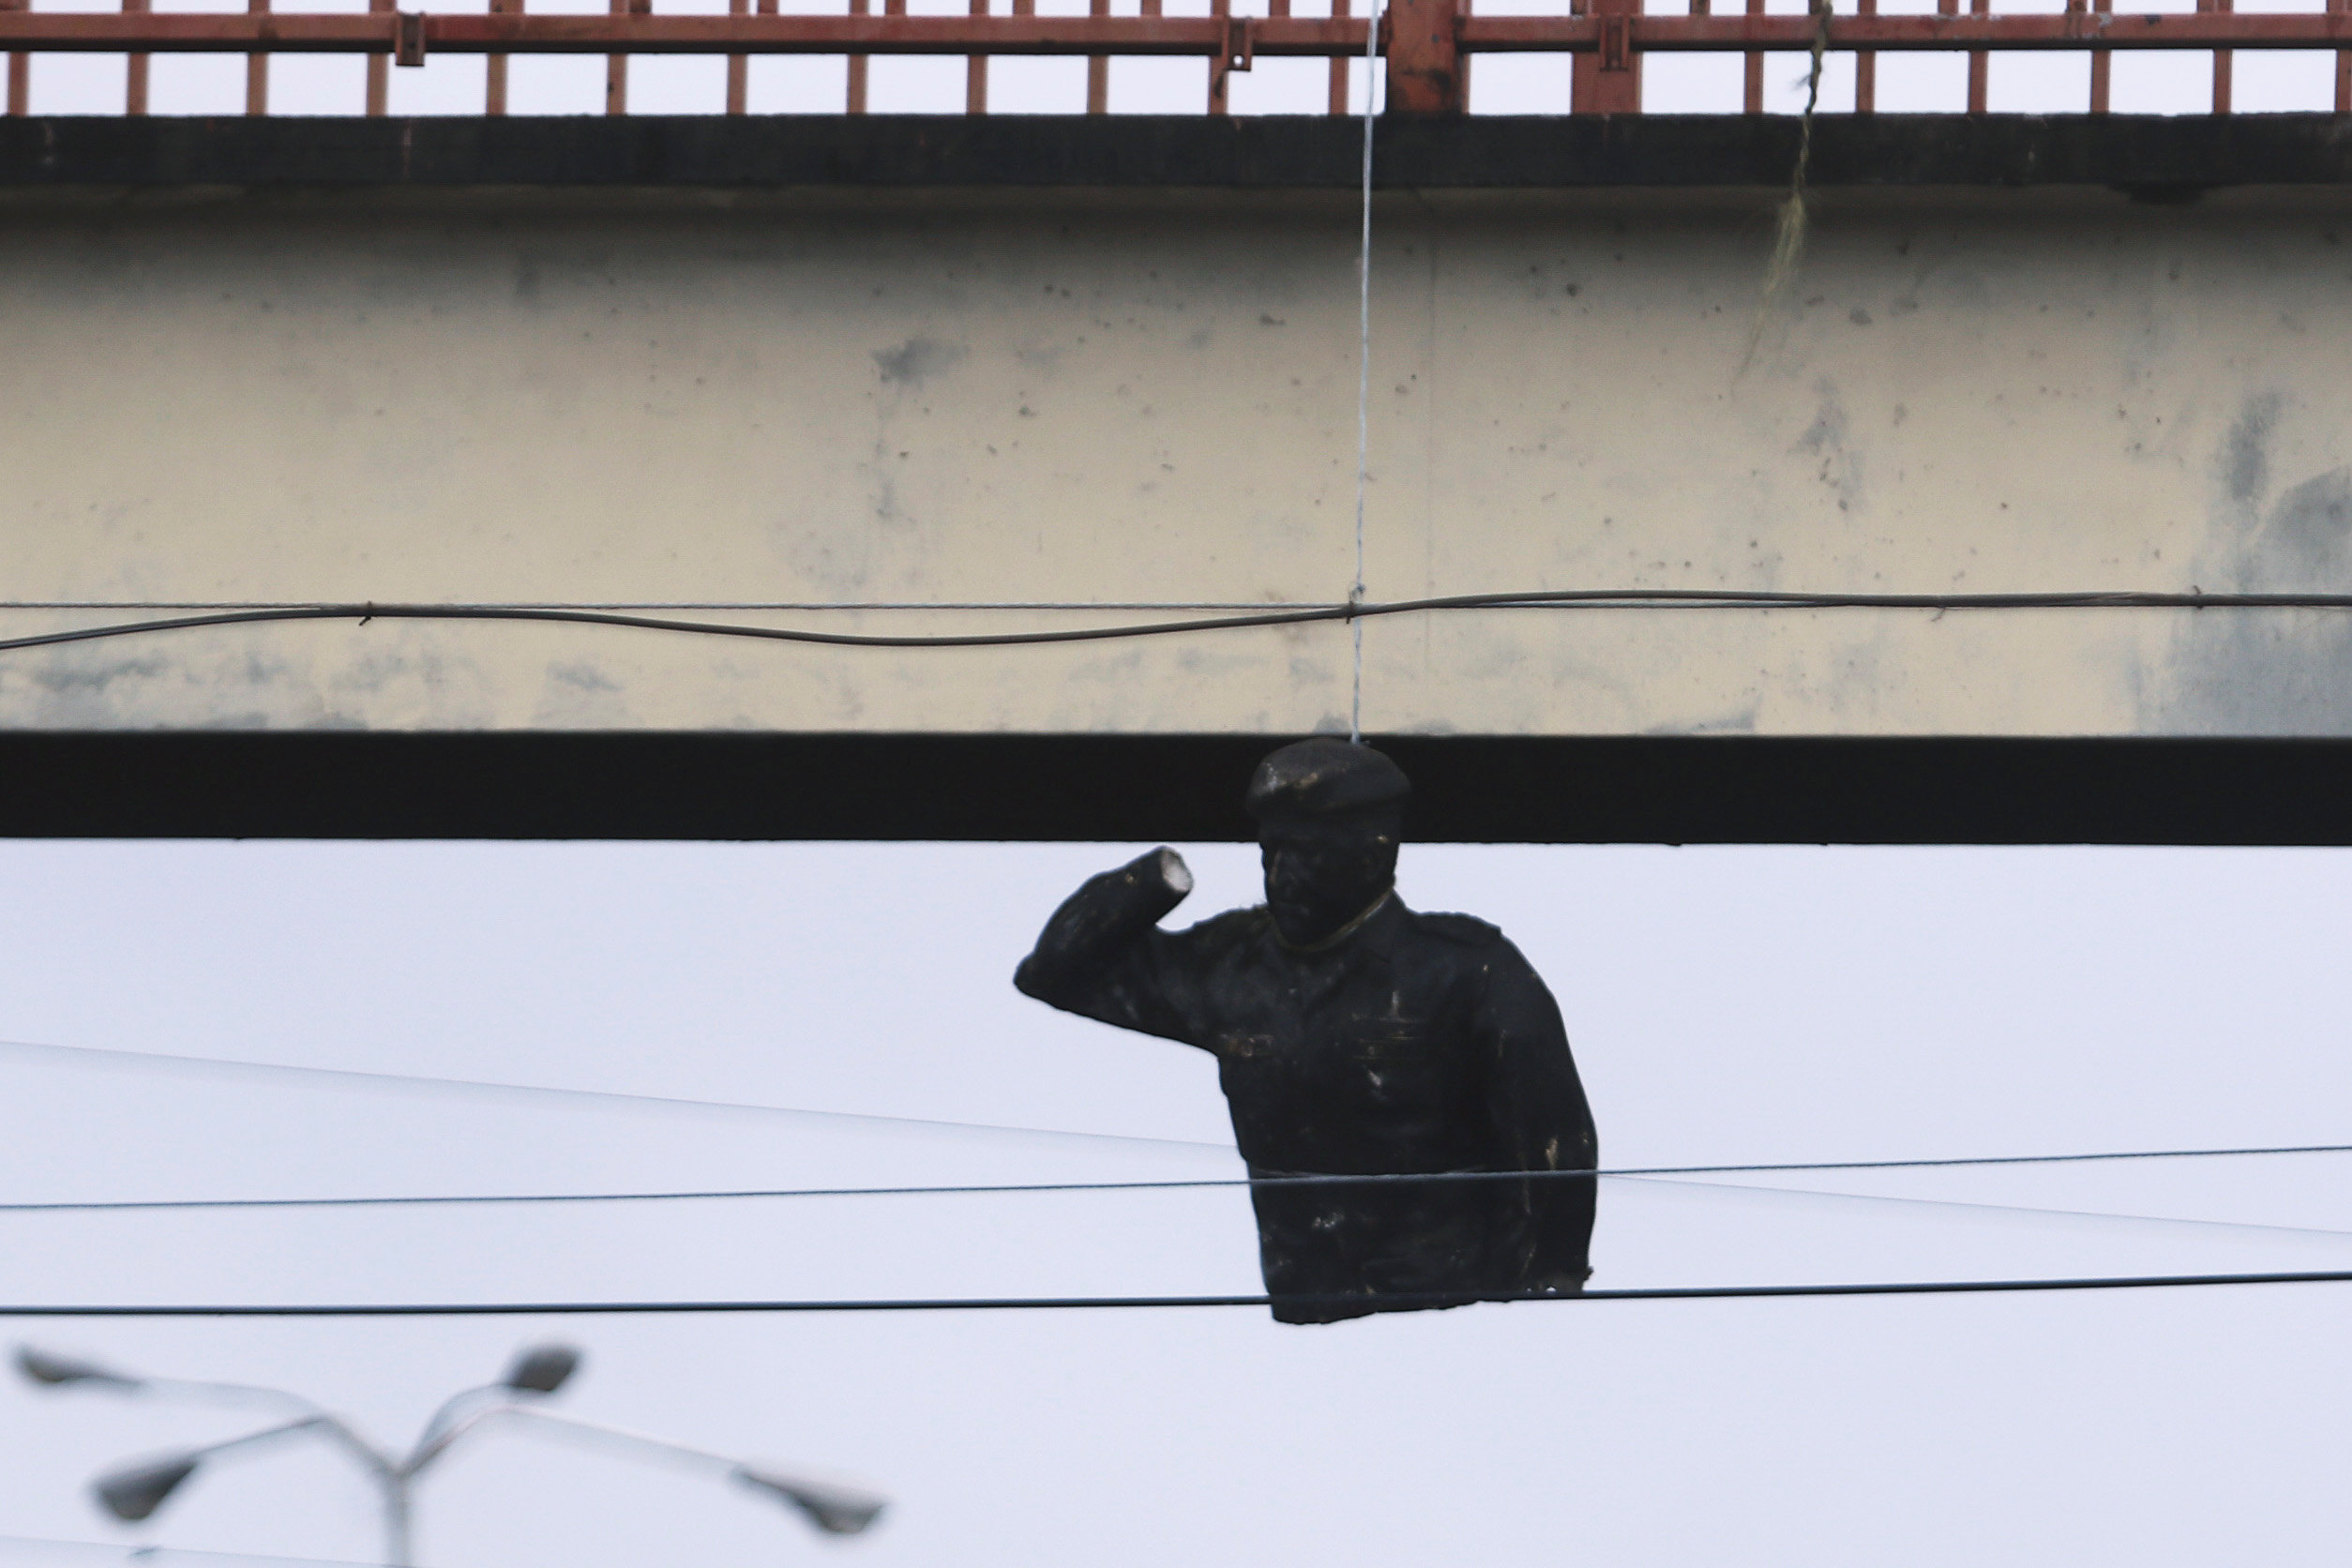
[7,172,2351,738]
[5,116,2352,840]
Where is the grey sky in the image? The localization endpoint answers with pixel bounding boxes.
[5,837,2351,1568]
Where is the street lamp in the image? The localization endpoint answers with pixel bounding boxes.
[15,1347,143,1391]
[17,1343,888,1566]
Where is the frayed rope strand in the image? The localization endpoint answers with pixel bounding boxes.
[1742,0,1835,373]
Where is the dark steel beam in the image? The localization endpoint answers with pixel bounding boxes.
[3,731,2350,846]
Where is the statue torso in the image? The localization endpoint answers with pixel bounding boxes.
[1172,897,1507,1176]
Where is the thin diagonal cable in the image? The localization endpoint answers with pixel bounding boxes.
[6,1031,2351,1183]
[1618,1175,2352,1244]
[9,1270,2352,1317]
[7,1138,2352,1214]
[15,1172,2352,1250]
[0,1534,384,1568]
[15,1036,2352,1206]
[0,1037,1231,1153]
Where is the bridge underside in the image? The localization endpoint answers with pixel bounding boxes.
[3,731,2349,844]
[5,115,2350,841]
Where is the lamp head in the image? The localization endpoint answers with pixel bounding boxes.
[733,1466,888,1536]
[16,1346,142,1390]
[501,1343,581,1396]
[93,1455,201,1522]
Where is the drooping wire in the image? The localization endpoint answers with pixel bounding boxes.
[11,590,2352,663]
[8,1269,2352,1318]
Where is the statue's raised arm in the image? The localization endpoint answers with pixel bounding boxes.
[1013,848,1209,1048]
[1012,738,1599,1325]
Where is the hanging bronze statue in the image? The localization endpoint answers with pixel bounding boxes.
[1015,738,1598,1324]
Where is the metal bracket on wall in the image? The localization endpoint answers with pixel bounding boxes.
[1598,12,1630,69]
[1224,16,1255,71]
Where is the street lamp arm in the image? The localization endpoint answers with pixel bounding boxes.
[114,1374,401,1477]
[408,1342,582,1467]
[185,1413,334,1461]
[408,1383,509,1467]
[138,1376,339,1420]
[88,1415,332,1524]
[399,1398,520,1479]
[17,1348,335,1423]
[454,1404,743,1476]
[485,1409,888,1536]
[297,1412,400,1484]
[97,1412,395,1495]
[403,1406,885,1535]
[108,1413,403,1559]
[139,1386,395,1482]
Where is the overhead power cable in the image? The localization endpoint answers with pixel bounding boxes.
[8,591,2352,659]
[8,1270,2352,1318]
[0,600,1351,611]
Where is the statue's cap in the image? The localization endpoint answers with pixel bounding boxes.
[1244,738,1410,823]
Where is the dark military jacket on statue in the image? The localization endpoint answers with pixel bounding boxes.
[1017,863,1598,1323]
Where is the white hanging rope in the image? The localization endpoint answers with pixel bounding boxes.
[1349,0,1380,745]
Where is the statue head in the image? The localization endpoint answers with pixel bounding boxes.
[1245,738,1410,949]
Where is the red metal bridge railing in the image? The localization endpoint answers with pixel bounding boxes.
[3,0,2347,117]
